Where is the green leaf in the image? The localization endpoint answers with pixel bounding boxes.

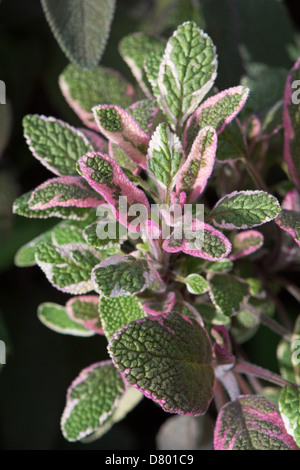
[211,191,281,229]
[208,273,250,317]
[66,295,103,334]
[59,64,135,128]
[92,254,157,298]
[37,302,94,336]
[158,21,217,127]
[83,221,120,251]
[99,296,146,340]
[214,395,299,450]
[147,123,183,190]
[275,210,300,248]
[184,274,209,295]
[119,33,165,98]
[41,0,116,69]
[14,228,54,267]
[51,223,85,246]
[35,242,101,294]
[13,191,91,220]
[61,360,140,442]
[279,386,300,447]
[109,312,215,415]
[194,302,231,327]
[216,120,246,162]
[23,115,94,176]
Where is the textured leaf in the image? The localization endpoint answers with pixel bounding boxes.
[99,295,145,340]
[283,58,300,190]
[51,223,85,246]
[184,274,209,295]
[41,0,116,68]
[275,210,300,248]
[13,191,91,220]
[59,64,135,129]
[93,105,150,169]
[183,86,249,154]
[216,119,246,162]
[23,115,94,176]
[204,259,233,273]
[127,99,160,136]
[92,254,157,298]
[35,242,101,294]
[176,126,217,201]
[214,395,299,450]
[230,230,264,261]
[119,33,165,98]
[28,176,104,211]
[194,302,231,327]
[66,296,103,334]
[83,221,121,250]
[279,386,300,447]
[61,361,127,442]
[208,274,250,317]
[37,302,94,336]
[147,123,183,191]
[211,191,281,230]
[79,152,150,230]
[145,51,166,106]
[142,291,177,316]
[108,312,215,415]
[14,228,54,267]
[163,219,232,261]
[158,21,217,127]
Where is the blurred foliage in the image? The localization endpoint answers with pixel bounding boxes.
[0,0,300,450]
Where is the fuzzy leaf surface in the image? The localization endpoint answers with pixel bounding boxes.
[230,230,264,261]
[279,386,300,447]
[210,191,281,230]
[37,302,94,336]
[66,296,103,334]
[214,395,299,450]
[41,0,116,68]
[108,312,215,415]
[208,274,250,317]
[158,21,217,127]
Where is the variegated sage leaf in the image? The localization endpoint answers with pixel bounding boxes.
[214,395,299,450]
[279,386,300,447]
[208,273,250,317]
[35,242,101,294]
[99,295,146,340]
[23,115,94,176]
[41,0,116,69]
[119,32,165,98]
[28,176,104,211]
[13,191,91,220]
[147,123,183,191]
[108,312,215,415]
[92,254,157,298]
[66,295,103,334]
[210,191,281,230]
[184,274,209,295]
[158,21,217,128]
[230,230,264,261]
[37,302,94,336]
[61,360,140,442]
[59,64,135,129]
[275,209,300,248]
[183,86,249,154]
[175,126,217,202]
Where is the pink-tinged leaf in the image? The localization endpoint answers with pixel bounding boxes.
[108,312,215,416]
[211,325,235,366]
[92,254,157,298]
[66,295,103,334]
[176,126,217,202]
[59,65,136,131]
[163,218,232,261]
[127,99,160,136]
[230,230,264,261]
[275,209,300,247]
[93,105,150,169]
[183,86,249,153]
[283,58,300,191]
[282,188,300,212]
[142,291,176,315]
[214,395,299,450]
[28,176,104,211]
[79,152,150,231]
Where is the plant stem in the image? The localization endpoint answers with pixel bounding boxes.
[241,157,268,192]
[233,360,298,388]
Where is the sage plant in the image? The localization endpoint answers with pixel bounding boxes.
[13,22,300,450]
